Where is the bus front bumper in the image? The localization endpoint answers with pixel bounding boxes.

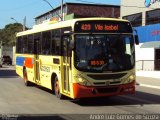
[73,81,135,99]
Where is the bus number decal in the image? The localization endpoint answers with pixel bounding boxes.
[41,66,50,72]
[90,60,105,66]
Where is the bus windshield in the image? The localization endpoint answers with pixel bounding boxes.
[75,34,135,72]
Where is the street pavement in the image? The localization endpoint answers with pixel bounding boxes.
[1,65,160,88]
[0,65,160,120]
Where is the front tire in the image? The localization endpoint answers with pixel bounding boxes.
[54,76,63,99]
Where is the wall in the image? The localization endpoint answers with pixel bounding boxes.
[68,4,120,18]
[2,46,13,58]
[135,44,155,70]
[0,48,2,58]
[0,48,2,65]
[135,24,160,43]
[1,46,14,65]
[0,46,15,65]
[35,3,120,25]
[13,46,16,65]
[134,24,160,71]
[121,0,160,25]
[121,0,160,71]
[134,24,160,70]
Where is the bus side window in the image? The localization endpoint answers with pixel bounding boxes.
[51,29,61,55]
[42,31,51,55]
[23,36,28,54]
[34,33,41,54]
[16,37,22,53]
[28,35,34,54]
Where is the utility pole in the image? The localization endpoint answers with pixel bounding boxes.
[61,0,63,21]
[0,41,2,67]
[23,16,26,31]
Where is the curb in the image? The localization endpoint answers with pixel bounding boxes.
[136,82,160,89]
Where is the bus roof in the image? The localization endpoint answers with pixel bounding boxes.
[16,17,129,37]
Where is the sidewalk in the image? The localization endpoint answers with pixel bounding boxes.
[136,70,160,89]
[136,70,160,79]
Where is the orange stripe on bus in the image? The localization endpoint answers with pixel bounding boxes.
[25,58,34,68]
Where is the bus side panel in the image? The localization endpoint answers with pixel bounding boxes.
[24,56,35,83]
[16,54,35,83]
[16,55,25,78]
[38,56,61,90]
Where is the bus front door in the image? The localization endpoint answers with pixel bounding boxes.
[34,34,41,84]
[62,36,71,94]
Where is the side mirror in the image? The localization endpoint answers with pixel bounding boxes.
[135,35,139,45]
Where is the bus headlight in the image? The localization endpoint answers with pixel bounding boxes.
[122,74,135,84]
[75,75,92,86]
[128,75,135,83]
[78,77,84,83]
[129,75,134,81]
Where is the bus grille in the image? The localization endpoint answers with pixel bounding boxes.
[87,73,127,80]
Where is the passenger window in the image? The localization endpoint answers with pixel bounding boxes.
[51,30,61,55]
[42,31,51,55]
[28,35,34,54]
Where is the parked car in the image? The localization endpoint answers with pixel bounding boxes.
[2,56,12,65]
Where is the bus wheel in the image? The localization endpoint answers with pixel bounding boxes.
[23,69,31,86]
[54,77,63,99]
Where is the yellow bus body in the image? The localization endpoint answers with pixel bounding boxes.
[16,18,136,99]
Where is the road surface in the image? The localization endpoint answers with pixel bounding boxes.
[0,66,160,120]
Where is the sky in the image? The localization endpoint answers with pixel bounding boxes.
[0,0,120,29]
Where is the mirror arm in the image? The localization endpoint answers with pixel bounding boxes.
[133,29,139,45]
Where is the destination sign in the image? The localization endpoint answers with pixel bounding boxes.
[74,20,133,33]
[81,24,119,31]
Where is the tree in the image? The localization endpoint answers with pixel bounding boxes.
[0,23,25,46]
[0,29,6,46]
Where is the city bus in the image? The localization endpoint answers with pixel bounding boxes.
[16,18,139,99]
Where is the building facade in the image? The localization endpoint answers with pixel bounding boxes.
[35,2,120,25]
[121,0,160,70]
[121,0,160,26]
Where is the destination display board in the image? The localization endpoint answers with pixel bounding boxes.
[74,20,133,33]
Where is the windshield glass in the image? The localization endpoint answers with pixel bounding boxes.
[74,34,135,72]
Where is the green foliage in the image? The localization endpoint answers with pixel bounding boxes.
[0,23,24,46]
